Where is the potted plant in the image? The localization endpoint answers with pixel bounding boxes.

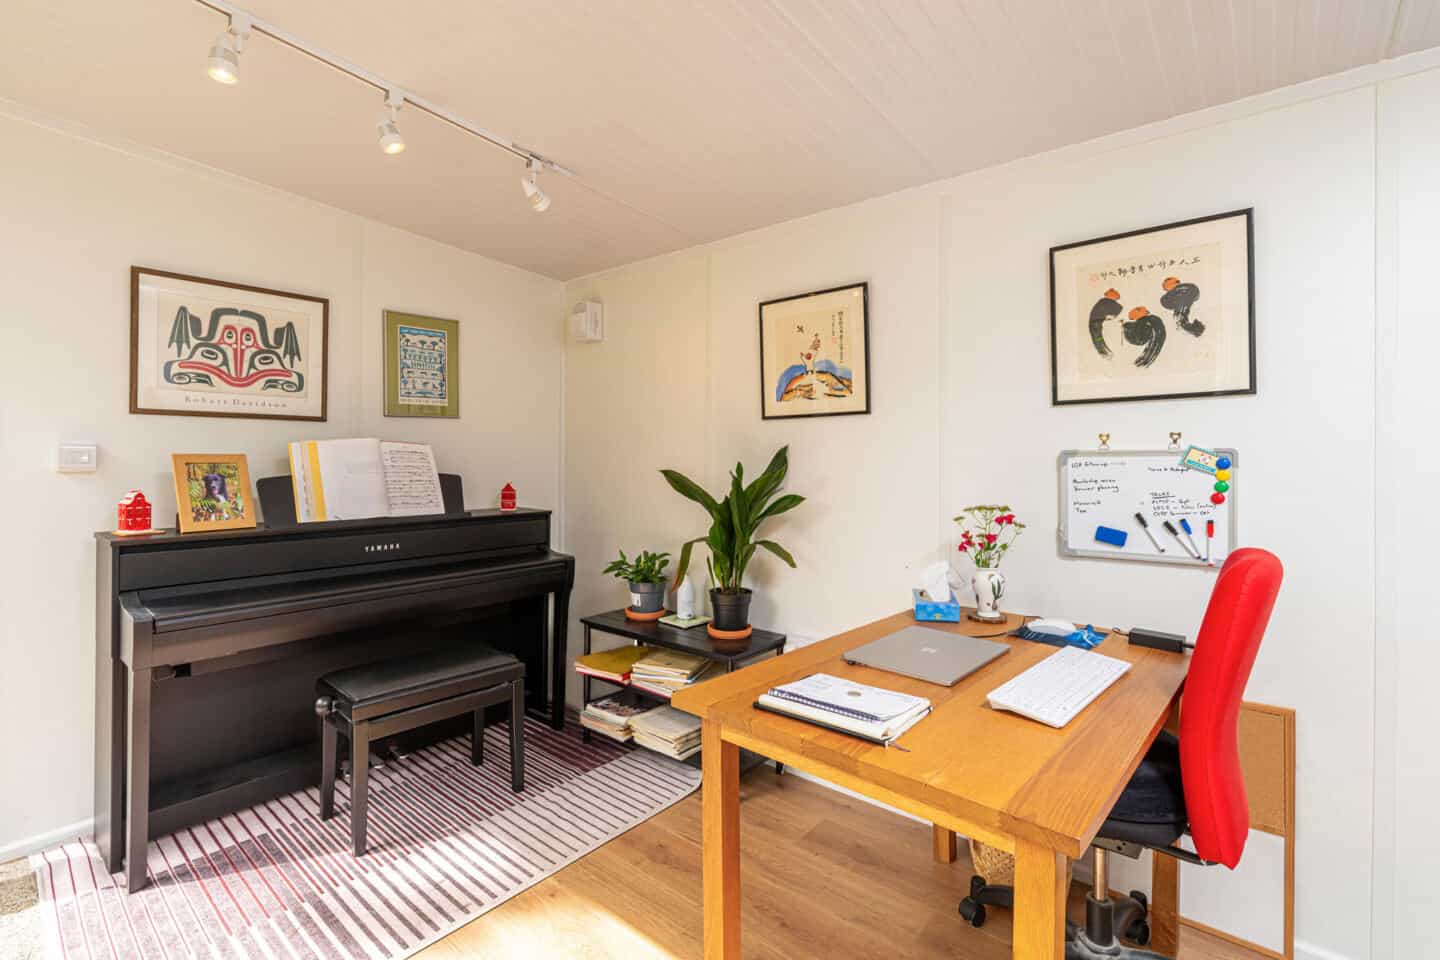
[603,549,671,620]
[954,505,1026,622]
[661,446,804,641]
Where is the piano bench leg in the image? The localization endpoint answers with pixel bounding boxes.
[472,708,485,766]
[349,720,371,857]
[319,714,338,821]
[510,678,526,793]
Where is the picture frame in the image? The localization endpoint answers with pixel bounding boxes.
[758,281,870,420]
[384,310,460,418]
[1049,209,1255,405]
[170,453,257,534]
[130,267,329,421]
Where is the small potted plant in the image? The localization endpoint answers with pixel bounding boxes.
[954,505,1025,622]
[662,446,804,643]
[603,549,671,621]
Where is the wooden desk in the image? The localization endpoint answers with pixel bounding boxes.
[670,610,1189,960]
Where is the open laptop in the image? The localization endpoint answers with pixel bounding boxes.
[844,625,1009,686]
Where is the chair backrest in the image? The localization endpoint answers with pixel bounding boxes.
[1179,548,1284,868]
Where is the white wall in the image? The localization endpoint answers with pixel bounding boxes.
[563,61,1440,960]
[1373,67,1440,960]
[0,109,563,859]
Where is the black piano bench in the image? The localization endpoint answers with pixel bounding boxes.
[314,644,526,856]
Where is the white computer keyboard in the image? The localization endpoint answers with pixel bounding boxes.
[986,646,1132,728]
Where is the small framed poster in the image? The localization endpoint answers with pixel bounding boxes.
[130,267,328,421]
[758,282,870,420]
[384,310,460,418]
[170,453,256,534]
[1049,209,1255,405]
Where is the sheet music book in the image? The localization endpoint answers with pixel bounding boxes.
[288,438,445,523]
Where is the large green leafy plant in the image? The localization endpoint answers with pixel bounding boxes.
[661,446,804,594]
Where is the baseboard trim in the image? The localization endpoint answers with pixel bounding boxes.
[1180,917,1285,959]
[0,818,92,864]
[1293,940,1355,960]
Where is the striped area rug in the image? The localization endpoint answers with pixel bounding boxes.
[31,718,701,959]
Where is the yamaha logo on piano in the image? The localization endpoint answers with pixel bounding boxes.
[364,542,402,553]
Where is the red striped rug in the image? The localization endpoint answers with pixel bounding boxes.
[30,718,700,959]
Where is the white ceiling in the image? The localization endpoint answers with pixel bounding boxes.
[4,0,1438,280]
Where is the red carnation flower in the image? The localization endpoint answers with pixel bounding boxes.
[985,533,997,544]
[958,543,969,552]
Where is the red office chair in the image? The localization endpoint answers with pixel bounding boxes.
[958,548,1284,958]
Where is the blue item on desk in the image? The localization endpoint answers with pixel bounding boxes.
[1015,621,1106,649]
[912,588,961,623]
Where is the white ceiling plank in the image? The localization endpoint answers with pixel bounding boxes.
[0,0,1430,279]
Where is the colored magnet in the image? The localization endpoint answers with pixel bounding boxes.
[1095,525,1129,547]
[1216,456,1232,470]
[1215,468,1231,481]
[1214,480,1230,493]
[1211,492,1226,504]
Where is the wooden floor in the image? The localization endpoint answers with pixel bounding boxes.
[415,770,1262,960]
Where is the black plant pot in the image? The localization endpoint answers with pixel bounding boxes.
[710,588,752,631]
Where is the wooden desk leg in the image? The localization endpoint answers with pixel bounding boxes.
[1013,839,1066,960]
[701,720,740,960]
[932,825,957,864]
[1150,850,1179,954]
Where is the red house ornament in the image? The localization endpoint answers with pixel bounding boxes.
[500,483,517,512]
[115,489,155,535]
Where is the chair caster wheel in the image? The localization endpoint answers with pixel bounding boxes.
[1129,889,1148,913]
[958,898,986,927]
[969,875,986,897]
[1125,919,1151,946]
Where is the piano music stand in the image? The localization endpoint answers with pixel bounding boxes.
[257,474,466,526]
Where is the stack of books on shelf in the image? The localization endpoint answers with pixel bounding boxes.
[629,705,704,760]
[756,674,931,747]
[574,645,649,685]
[580,691,660,743]
[630,649,720,698]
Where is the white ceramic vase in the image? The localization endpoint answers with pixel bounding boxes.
[970,567,1006,621]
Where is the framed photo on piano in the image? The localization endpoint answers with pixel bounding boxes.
[130,267,329,421]
[171,453,257,534]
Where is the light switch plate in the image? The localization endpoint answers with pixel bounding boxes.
[57,443,98,473]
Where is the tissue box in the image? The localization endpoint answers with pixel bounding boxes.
[912,588,961,622]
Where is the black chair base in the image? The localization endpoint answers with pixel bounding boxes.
[316,644,526,856]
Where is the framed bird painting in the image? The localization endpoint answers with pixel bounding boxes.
[130,267,329,421]
[1049,209,1255,405]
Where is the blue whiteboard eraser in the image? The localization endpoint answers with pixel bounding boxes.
[1095,525,1128,547]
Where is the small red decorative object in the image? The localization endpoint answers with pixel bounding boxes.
[116,489,154,534]
[500,483,517,511]
[1211,492,1226,505]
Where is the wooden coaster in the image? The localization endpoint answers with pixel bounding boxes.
[706,623,753,642]
[624,607,666,622]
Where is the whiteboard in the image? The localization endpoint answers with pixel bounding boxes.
[1058,449,1236,566]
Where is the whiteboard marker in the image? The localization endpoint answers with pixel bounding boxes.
[1178,518,1201,556]
[1205,519,1214,563]
[1163,520,1201,559]
[1134,513,1165,553]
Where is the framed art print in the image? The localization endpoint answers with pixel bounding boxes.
[1049,209,1255,405]
[130,267,328,421]
[170,453,256,534]
[759,281,870,420]
[384,310,460,418]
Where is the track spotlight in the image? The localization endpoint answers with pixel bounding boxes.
[206,13,252,85]
[521,159,551,213]
[377,90,406,155]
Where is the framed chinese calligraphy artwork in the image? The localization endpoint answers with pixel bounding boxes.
[384,310,460,418]
[759,281,870,420]
[1049,209,1255,405]
[130,267,328,420]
